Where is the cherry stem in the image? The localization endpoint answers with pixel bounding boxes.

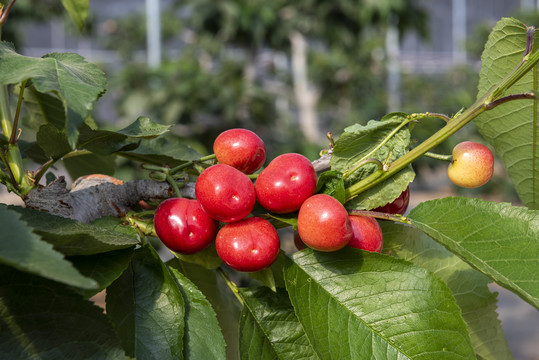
[485,91,536,110]
[216,267,245,306]
[9,80,26,145]
[169,154,216,175]
[423,152,452,162]
[348,209,412,225]
[166,174,184,198]
[0,0,17,25]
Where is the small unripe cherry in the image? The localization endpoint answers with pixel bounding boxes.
[195,164,256,222]
[216,217,280,272]
[348,215,383,253]
[154,198,218,254]
[255,153,317,214]
[214,128,266,174]
[447,141,494,188]
[297,194,353,252]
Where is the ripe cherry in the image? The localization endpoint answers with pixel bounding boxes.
[154,198,218,254]
[195,164,256,222]
[255,153,317,214]
[348,215,383,253]
[297,194,353,252]
[447,141,494,188]
[216,217,280,272]
[214,128,266,174]
[373,186,410,215]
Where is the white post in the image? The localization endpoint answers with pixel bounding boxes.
[452,0,467,64]
[146,0,162,68]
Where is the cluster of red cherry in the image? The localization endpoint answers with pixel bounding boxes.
[154,129,409,272]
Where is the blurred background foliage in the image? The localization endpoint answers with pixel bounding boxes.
[1,0,528,202]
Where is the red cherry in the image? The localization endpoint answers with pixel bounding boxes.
[255,153,317,214]
[297,194,353,252]
[348,215,383,253]
[154,198,218,254]
[373,187,410,215]
[214,128,266,174]
[216,217,280,272]
[195,164,256,222]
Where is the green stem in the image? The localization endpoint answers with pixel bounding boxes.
[166,174,183,198]
[345,47,539,202]
[169,154,216,175]
[348,209,412,225]
[423,152,452,162]
[10,79,26,144]
[216,267,244,306]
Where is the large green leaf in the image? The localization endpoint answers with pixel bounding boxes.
[170,260,241,360]
[0,265,126,360]
[106,245,185,359]
[168,266,226,360]
[0,204,97,289]
[382,222,512,359]
[285,248,475,359]
[117,116,172,138]
[9,205,138,256]
[0,42,106,146]
[61,0,90,30]
[118,136,203,166]
[330,113,415,209]
[408,197,539,311]
[239,287,320,360]
[22,87,66,130]
[475,17,539,208]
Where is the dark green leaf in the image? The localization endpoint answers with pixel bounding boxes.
[247,267,277,292]
[285,248,475,359]
[0,265,126,360]
[75,122,138,155]
[264,213,298,230]
[106,245,185,359]
[9,205,138,256]
[117,116,172,138]
[239,287,320,360]
[168,266,227,360]
[118,136,202,166]
[0,204,97,289]
[173,243,222,270]
[475,18,539,208]
[316,170,345,203]
[36,123,71,159]
[248,251,286,291]
[408,197,539,311]
[60,0,90,30]
[22,86,66,130]
[382,222,513,359]
[70,248,134,299]
[170,259,241,360]
[63,153,117,180]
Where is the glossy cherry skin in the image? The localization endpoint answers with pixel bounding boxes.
[154,198,218,254]
[348,215,383,253]
[255,153,317,214]
[448,141,494,188]
[195,164,256,222]
[216,217,280,272]
[297,194,353,252]
[373,187,410,215]
[214,128,266,174]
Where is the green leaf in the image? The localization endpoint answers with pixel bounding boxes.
[61,0,90,30]
[316,170,345,203]
[475,18,539,209]
[36,123,71,159]
[0,42,106,145]
[330,114,414,209]
[285,248,476,359]
[70,248,134,299]
[382,222,513,360]
[117,116,172,138]
[63,153,117,180]
[9,205,139,256]
[75,122,138,155]
[170,260,242,360]
[0,265,126,360]
[106,245,185,359]
[248,267,277,292]
[408,197,539,311]
[22,86,66,130]
[173,242,222,270]
[239,287,320,360]
[248,251,287,291]
[118,136,203,166]
[0,204,97,289]
[168,266,227,360]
